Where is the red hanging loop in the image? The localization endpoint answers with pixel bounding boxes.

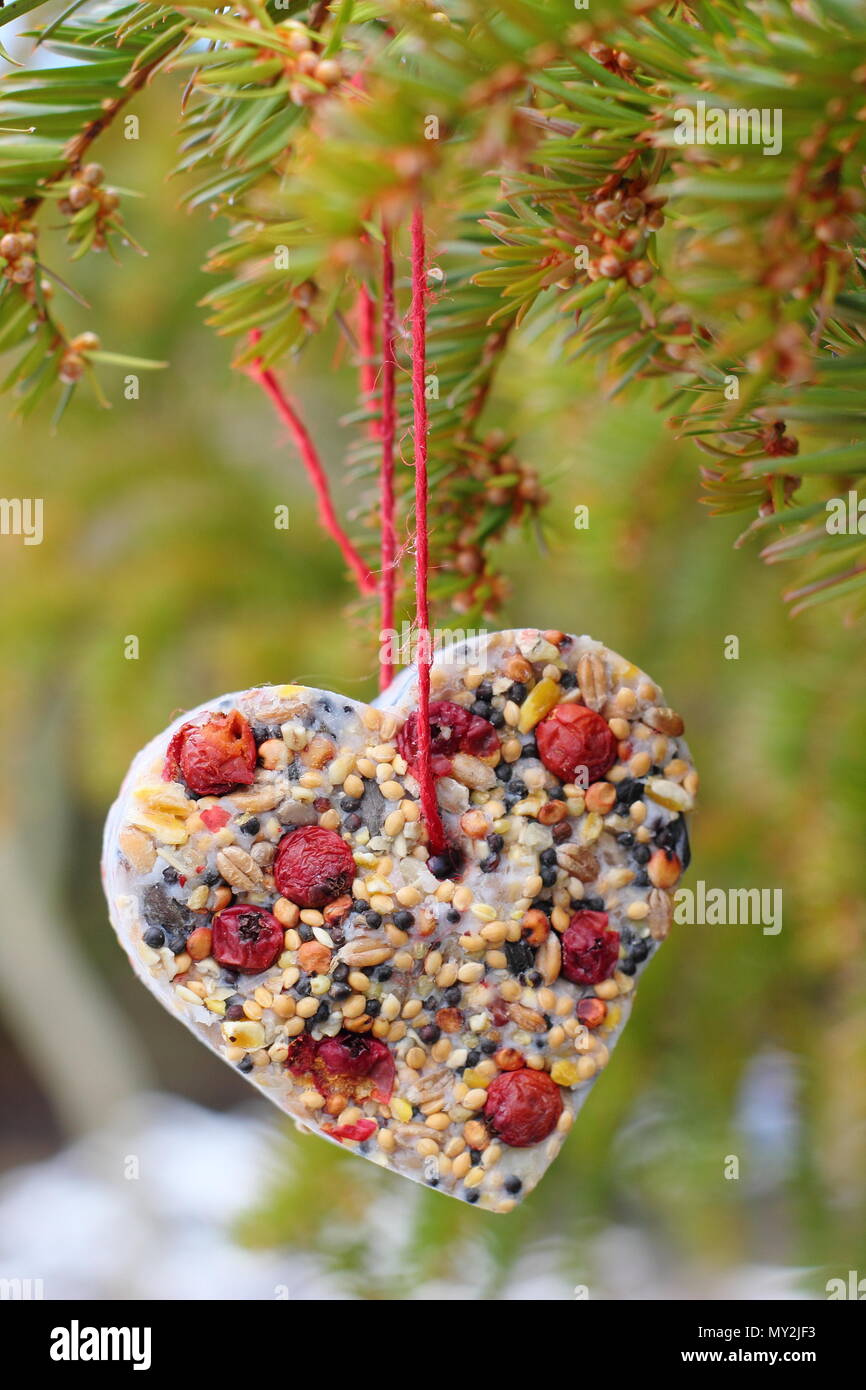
[409,206,447,856]
[246,330,376,597]
[379,229,398,691]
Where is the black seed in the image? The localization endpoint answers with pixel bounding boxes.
[365,910,383,929]
[315,1001,330,1022]
[295,979,311,997]
[471,700,492,719]
[486,833,504,853]
[445,908,461,924]
[465,1191,480,1204]
[201,869,220,887]
[237,1055,253,1073]
[633,843,651,865]
[631,937,651,963]
[539,848,558,866]
[521,739,538,760]
[332,963,349,983]
[489,709,505,728]
[418,1024,441,1044]
[365,998,381,1016]
[504,1175,523,1194]
[583,896,605,912]
[559,671,577,690]
[394,910,415,930]
[505,939,535,975]
[615,778,645,808]
[526,970,542,987]
[444,986,462,1006]
[495,763,513,783]
[656,816,691,869]
[480,1038,497,1055]
[476,681,493,702]
[633,870,650,888]
[465,1049,481,1068]
[480,853,500,872]
[162,866,179,884]
[344,813,362,832]
[143,926,165,949]
[619,957,638,976]
[352,899,368,913]
[242,817,260,837]
[298,923,314,942]
[617,832,635,848]
[509,682,527,703]
[374,964,393,982]
[469,1148,483,1165]
[341,796,361,812]
[330,982,351,1001]
[540,865,557,887]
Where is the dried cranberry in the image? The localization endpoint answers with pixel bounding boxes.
[397,700,499,777]
[211,905,283,974]
[536,703,617,784]
[287,1030,395,1102]
[561,909,620,985]
[273,826,355,908]
[163,710,256,796]
[325,1117,378,1144]
[484,1068,563,1147]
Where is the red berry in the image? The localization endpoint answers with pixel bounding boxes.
[211,905,284,974]
[163,710,256,796]
[484,1068,563,1147]
[273,826,355,908]
[397,700,498,776]
[287,1031,395,1102]
[536,703,617,784]
[561,910,620,985]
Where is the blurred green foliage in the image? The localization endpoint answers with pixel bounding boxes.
[0,83,864,1299]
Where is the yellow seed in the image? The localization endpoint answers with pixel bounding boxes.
[551,1059,580,1087]
[391,1098,413,1123]
[343,773,365,799]
[462,1088,487,1111]
[406,1046,426,1070]
[377,1128,396,1152]
[380,780,404,800]
[220,1020,265,1050]
[425,1111,451,1131]
[517,677,561,733]
[300,1089,326,1110]
[462,1070,489,1091]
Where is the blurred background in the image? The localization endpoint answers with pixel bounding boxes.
[1,80,865,1301]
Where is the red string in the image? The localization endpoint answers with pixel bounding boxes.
[357,282,377,430]
[246,329,376,597]
[410,206,447,856]
[379,229,398,691]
